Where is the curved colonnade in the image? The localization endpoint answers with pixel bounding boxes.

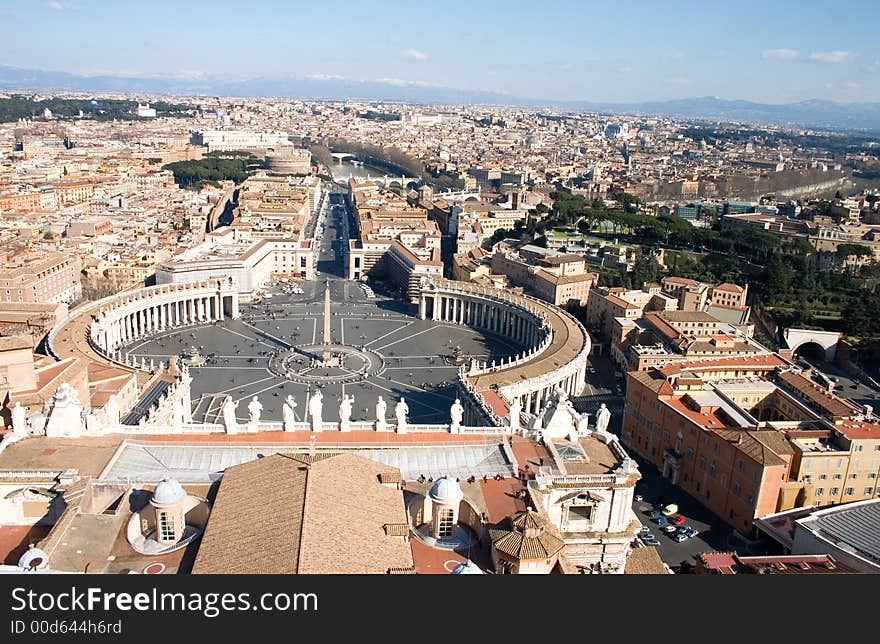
[47,279,240,382]
[419,278,591,423]
[47,276,589,431]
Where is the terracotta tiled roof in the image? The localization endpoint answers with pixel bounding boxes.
[490,510,564,560]
[625,546,671,574]
[193,452,413,575]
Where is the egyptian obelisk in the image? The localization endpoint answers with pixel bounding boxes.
[322,279,331,363]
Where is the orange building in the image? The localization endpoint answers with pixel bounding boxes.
[621,361,797,534]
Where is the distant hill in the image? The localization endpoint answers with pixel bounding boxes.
[2,65,880,131]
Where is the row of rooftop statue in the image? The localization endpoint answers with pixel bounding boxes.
[217,386,613,437]
[219,389,455,434]
[3,375,612,442]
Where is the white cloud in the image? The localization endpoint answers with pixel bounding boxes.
[306,74,346,81]
[402,48,428,62]
[47,1,64,8]
[846,82,863,90]
[762,48,798,60]
[862,61,880,73]
[377,77,438,87]
[619,65,633,73]
[47,1,77,9]
[665,76,691,85]
[809,50,857,63]
[559,63,573,71]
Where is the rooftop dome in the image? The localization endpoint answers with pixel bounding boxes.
[428,476,464,506]
[150,478,187,507]
[451,559,484,575]
[18,545,49,570]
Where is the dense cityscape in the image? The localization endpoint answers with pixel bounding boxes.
[0,90,877,579]
[2,0,880,595]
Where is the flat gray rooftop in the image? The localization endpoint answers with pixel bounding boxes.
[810,501,880,564]
[101,440,514,483]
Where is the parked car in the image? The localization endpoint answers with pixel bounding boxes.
[639,525,651,536]
[662,524,678,534]
[648,510,662,520]
[654,516,668,526]
[641,534,659,546]
[635,494,644,502]
[661,504,679,517]
[672,514,687,526]
[674,533,689,543]
[680,525,699,538]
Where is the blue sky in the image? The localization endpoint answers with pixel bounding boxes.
[1,0,879,103]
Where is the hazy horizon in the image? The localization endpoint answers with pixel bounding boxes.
[0,0,878,104]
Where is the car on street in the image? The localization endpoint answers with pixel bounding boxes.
[662,524,677,534]
[674,533,689,543]
[654,517,668,526]
[672,515,686,526]
[641,534,659,546]
[680,525,698,538]
[639,525,651,536]
[661,504,679,517]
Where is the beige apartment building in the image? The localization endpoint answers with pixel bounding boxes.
[0,252,82,304]
[586,284,678,340]
[490,244,597,307]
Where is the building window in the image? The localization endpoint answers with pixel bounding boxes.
[865,487,874,495]
[846,488,855,496]
[698,457,706,470]
[709,464,716,477]
[816,488,824,496]
[737,460,745,472]
[732,482,741,496]
[746,494,755,505]
[833,474,842,480]
[830,488,839,496]
[158,512,176,542]
[438,508,455,537]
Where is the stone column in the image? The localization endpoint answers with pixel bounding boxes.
[419,295,426,320]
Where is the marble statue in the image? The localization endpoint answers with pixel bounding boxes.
[595,403,611,434]
[339,394,353,431]
[449,398,464,433]
[248,396,263,426]
[577,412,591,434]
[222,395,239,433]
[309,388,324,432]
[395,397,409,434]
[375,395,388,431]
[171,395,186,428]
[508,396,522,433]
[282,395,297,431]
[11,402,27,435]
[45,383,85,438]
[104,394,120,426]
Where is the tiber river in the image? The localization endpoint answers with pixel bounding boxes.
[328,158,407,181]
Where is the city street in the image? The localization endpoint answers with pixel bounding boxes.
[629,454,768,572]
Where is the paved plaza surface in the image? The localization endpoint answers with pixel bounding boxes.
[126,189,523,425]
[125,283,522,425]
